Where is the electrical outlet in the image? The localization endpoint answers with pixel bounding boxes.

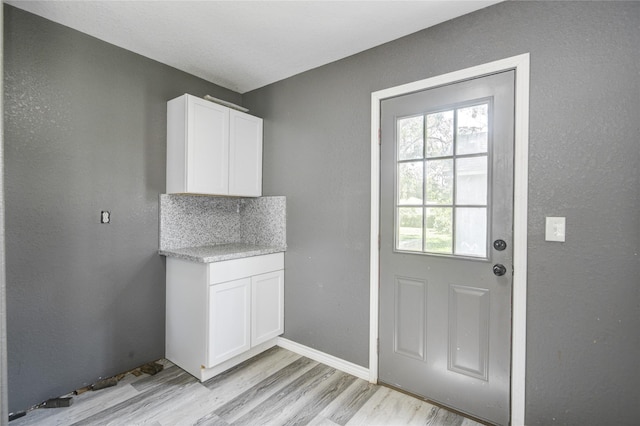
[101,211,111,224]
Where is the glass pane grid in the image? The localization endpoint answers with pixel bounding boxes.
[395,102,490,259]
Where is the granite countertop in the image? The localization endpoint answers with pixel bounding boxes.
[159,243,286,263]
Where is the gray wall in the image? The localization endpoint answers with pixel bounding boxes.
[1,5,9,424]
[243,2,640,424]
[3,5,241,412]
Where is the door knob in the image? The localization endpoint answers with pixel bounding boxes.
[493,264,507,276]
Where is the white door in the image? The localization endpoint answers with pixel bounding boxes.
[379,71,515,425]
[207,278,251,367]
[251,270,284,345]
[229,110,263,196]
[187,96,229,194]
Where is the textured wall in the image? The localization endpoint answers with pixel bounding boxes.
[0,4,9,421]
[243,2,640,424]
[3,5,241,412]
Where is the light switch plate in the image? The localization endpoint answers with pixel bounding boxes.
[545,217,565,242]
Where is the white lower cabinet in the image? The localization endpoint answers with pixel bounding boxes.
[251,270,285,346]
[207,277,251,367]
[166,253,284,381]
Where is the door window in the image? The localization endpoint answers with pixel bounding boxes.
[396,101,490,258]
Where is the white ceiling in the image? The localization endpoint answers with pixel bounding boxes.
[7,0,502,94]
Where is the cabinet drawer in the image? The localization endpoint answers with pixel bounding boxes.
[208,252,284,285]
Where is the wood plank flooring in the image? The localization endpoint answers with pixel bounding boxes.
[11,347,483,426]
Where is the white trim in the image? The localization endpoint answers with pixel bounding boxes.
[370,53,529,426]
[510,53,530,426]
[277,337,370,381]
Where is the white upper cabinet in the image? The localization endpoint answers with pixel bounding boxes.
[186,97,229,195]
[229,110,263,196]
[167,94,263,196]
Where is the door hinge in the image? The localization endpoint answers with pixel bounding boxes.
[378,128,382,145]
[378,234,381,250]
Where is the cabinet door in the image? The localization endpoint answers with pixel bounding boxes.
[207,278,251,367]
[251,270,284,346]
[187,96,229,194]
[229,110,263,196]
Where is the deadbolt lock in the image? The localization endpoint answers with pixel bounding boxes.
[493,239,507,251]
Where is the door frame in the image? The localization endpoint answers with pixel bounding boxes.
[370,53,529,425]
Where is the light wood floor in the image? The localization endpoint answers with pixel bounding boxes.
[12,346,483,426]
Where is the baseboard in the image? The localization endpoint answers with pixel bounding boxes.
[277,337,370,381]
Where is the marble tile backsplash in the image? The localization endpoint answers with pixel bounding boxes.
[240,196,287,247]
[159,194,286,250]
